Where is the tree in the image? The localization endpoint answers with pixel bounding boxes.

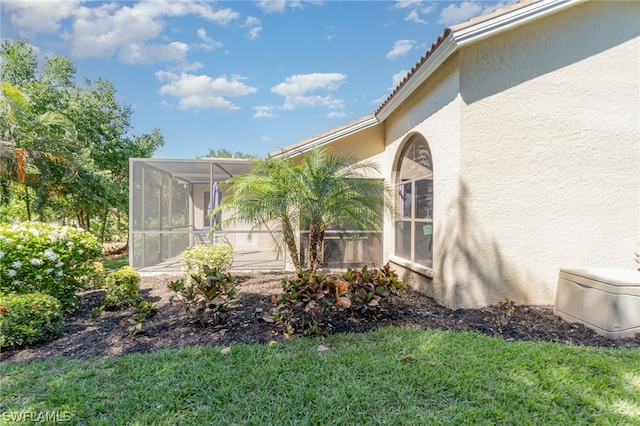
[1,37,163,241]
[0,82,76,219]
[221,147,394,273]
[199,148,259,159]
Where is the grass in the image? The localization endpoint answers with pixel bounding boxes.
[101,257,128,271]
[1,327,639,425]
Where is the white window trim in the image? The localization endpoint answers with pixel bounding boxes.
[389,255,434,278]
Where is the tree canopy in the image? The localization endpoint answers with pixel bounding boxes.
[0,37,164,241]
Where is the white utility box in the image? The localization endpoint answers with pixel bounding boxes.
[555,268,640,339]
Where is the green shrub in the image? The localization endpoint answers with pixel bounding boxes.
[91,261,106,289]
[0,222,103,311]
[168,266,236,326]
[272,263,405,334]
[124,300,160,337]
[104,266,141,310]
[0,292,64,348]
[181,244,233,277]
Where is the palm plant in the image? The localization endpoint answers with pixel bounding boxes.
[0,82,76,216]
[220,147,393,273]
[222,156,302,269]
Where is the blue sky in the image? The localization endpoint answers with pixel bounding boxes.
[1,0,514,159]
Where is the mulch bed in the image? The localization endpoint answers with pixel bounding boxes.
[2,272,638,364]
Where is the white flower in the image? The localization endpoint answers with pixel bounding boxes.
[8,269,17,277]
[44,248,57,261]
[30,228,40,237]
[0,251,4,258]
[67,241,74,248]
[11,261,22,269]
[12,280,20,286]
[5,238,13,244]
[55,261,64,268]
[30,258,44,266]
[78,249,84,255]
[46,268,54,274]
[56,270,64,276]
[16,244,24,250]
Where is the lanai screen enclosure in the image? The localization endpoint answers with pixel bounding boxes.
[129,158,383,272]
[129,158,281,271]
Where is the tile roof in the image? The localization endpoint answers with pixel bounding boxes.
[374,0,541,116]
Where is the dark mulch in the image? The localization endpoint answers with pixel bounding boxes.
[2,272,638,364]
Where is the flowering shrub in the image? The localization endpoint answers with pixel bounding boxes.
[0,222,103,311]
[181,244,234,277]
[0,292,64,347]
[104,266,141,310]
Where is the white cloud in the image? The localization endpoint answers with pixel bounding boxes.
[272,73,346,110]
[394,0,420,8]
[405,10,425,24]
[3,0,240,65]
[119,42,189,64]
[243,16,263,40]
[439,1,483,26]
[255,0,320,14]
[260,136,273,144]
[327,111,347,119]
[391,69,409,89]
[386,40,414,60]
[255,0,287,14]
[157,71,257,112]
[393,1,433,24]
[2,0,81,34]
[254,105,278,118]
[196,28,223,51]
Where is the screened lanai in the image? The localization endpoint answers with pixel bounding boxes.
[129,158,288,273]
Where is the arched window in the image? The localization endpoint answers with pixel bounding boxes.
[395,134,433,268]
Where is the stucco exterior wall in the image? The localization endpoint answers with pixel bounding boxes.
[382,57,463,303]
[453,0,640,307]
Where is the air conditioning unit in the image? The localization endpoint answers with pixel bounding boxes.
[555,268,640,339]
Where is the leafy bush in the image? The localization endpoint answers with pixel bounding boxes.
[91,261,106,289]
[168,266,236,326]
[0,292,64,347]
[272,263,405,334]
[0,222,103,311]
[181,244,233,277]
[104,266,141,310]
[123,300,160,337]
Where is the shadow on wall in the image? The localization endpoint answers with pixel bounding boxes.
[435,182,537,309]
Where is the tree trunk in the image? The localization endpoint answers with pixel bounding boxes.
[307,223,325,274]
[99,210,108,244]
[23,184,31,221]
[281,217,300,270]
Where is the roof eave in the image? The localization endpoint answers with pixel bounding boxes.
[270,114,379,159]
[376,0,584,122]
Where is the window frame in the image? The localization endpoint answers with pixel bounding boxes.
[393,134,433,269]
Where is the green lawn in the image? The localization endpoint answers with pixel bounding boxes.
[1,327,638,425]
[101,257,128,271]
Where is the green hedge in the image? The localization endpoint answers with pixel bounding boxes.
[0,292,64,348]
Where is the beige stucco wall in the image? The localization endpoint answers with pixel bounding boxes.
[380,0,639,308]
[453,0,639,307]
[382,57,463,304]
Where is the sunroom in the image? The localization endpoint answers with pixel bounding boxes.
[129,158,383,273]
